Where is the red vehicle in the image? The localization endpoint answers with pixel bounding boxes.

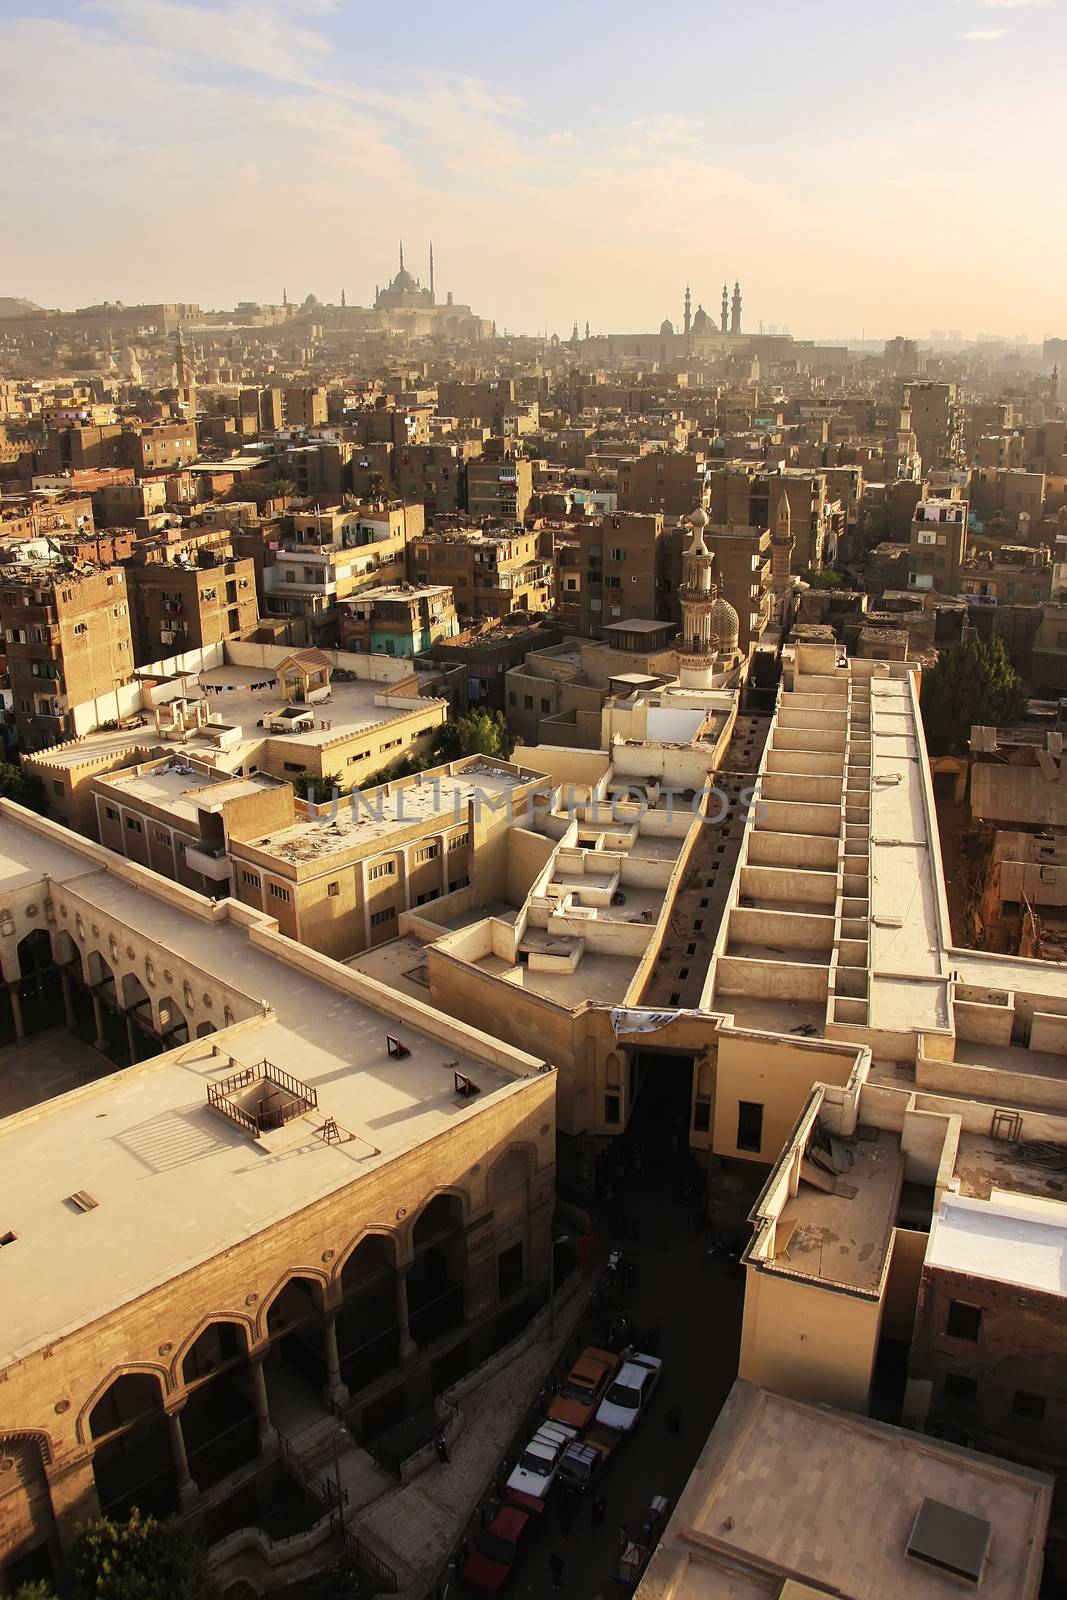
[461,1503,534,1593]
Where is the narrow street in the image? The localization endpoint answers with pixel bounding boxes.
[471,1159,745,1600]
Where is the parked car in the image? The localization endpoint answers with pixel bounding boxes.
[461,1503,534,1593]
[557,1422,622,1493]
[548,1346,621,1431]
[594,1353,663,1433]
[505,1419,578,1504]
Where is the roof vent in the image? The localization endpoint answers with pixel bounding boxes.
[67,1191,99,1213]
[906,1498,990,1585]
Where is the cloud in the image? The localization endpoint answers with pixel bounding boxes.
[962,27,1008,36]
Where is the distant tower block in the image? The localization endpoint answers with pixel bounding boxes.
[678,508,739,689]
[684,284,692,339]
[721,283,729,335]
[731,280,742,335]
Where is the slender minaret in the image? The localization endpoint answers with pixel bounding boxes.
[174,326,191,387]
[731,280,742,335]
[341,287,346,309]
[678,509,736,687]
[429,241,435,300]
[771,490,794,596]
[721,283,729,334]
[684,284,692,339]
[282,287,288,307]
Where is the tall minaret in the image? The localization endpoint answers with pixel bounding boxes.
[341,287,346,309]
[771,489,794,598]
[731,280,742,335]
[429,241,435,301]
[684,284,692,339]
[282,287,288,307]
[678,509,736,688]
[174,326,191,387]
[399,239,405,274]
[721,283,729,334]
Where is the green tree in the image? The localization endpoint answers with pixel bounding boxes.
[13,1583,59,1600]
[432,710,513,763]
[68,1510,220,1600]
[0,761,48,813]
[921,633,1027,756]
[801,567,844,590]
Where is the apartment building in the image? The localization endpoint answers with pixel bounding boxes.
[228,755,548,957]
[0,491,95,545]
[124,421,199,474]
[339,582,458,657]
[126,555,259,664]
[707,522,773,653]
[283,386,328,428]
[710,465,840,572]
[957,544,1053,604]
[907,496,969,592]
[394,441,482,516]
[265,501,423,641]
[907,381,964,470]
[969,466,1046,529]
[0,804,553,1593]
[465,452,533,523]
[0,565,134,748]
[616,451,707,515]
[578,511,677,637]
[409,526,551,619]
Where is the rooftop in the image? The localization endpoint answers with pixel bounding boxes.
[101,761,283,827]
[927,1189,1067,1298]
[0,808,541,1366]
[638,1380,1050,1599]
[765,1130,903,1294]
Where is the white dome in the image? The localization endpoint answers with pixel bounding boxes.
[689,507,709,531]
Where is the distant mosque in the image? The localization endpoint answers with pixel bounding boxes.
[371,241,491,341]
[577,278,781,365]
[374,240,438,312]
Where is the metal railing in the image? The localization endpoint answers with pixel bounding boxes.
[278,1429,398,1593]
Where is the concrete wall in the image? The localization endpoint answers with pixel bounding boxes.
[712,1033,855,1165]
[739,1266,881,1413]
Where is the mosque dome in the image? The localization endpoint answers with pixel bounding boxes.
[709,594,739,655]
[687,505,710,555]
[660,318,674,337]
[692,304,710,334]
[392,268,418,292]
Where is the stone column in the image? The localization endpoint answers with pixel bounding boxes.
[396,1271,417,1366]
[249,1354,278,1454]
[124,1012,139,1064]
[323,1311,349,1405]
[167,1410,199,1510]
[91,992,107,1054]
[59,968,77,1029]
[8,981,25,1041]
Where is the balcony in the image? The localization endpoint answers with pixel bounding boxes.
[186,843,234,882]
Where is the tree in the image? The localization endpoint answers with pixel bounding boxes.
[67,1510,220,1600]
[14,1584,58,1600]
[432,710,513,763]
[0,761,48,813]
[921,633,1027,756]
[800,567,844,590]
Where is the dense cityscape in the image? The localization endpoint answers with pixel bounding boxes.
[3,4,1067,1598]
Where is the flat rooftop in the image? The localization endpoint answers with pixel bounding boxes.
[102,762,282,826]
[767,1131,903,1293]
[255,763,539,861]
[0,810,537,1366]
[927,1190,1067,1299]
[471,942,638,1009]
[644,1380,1050,1599]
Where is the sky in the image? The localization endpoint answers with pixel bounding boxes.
[2,0,1065,341]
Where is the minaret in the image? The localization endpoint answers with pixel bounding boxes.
[731,280,742,335]
[771,490,794,597]
[429,241,435,300]
[399,239,405,273]
[684,284,692,339]
[677,509,737,688]
[585,320,590,341]
[721,283,729,335]
[174,326,191,387]
[282,287,288,307]
[341,287,346,309]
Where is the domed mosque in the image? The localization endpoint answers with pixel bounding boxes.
[677,507,739,688]
[374,240,436,312]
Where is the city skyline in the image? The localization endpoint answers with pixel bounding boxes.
[3,0,1065,340]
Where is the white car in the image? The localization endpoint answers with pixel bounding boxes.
[593,1353,663,1433]
[505,1420,578,1502]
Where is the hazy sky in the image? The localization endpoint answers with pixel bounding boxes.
[3,0,1065,340]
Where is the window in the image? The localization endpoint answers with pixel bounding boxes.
[414,843,439,864]
[1012,1390,1046,1421]
[450,875,470,892]
[604,1093,620,1125]
[268,883,291,903]
[284,761,303,773]
[368,860,395,881]
[693,1098,711,1133]
[946,1301,982,1342]
[509,690,517,706]
[943,1372,977,1404]
[327,881,340,897]
[524,694,533,710]
[371,905,397,927]
[154,828,169,845]
[52,779,64,797]
[241,870,260,889]
[125,816,142,834]
[736,1101,763,1152]
[415,888,440,906]
[609,548,625,562]
[449,832,469,849]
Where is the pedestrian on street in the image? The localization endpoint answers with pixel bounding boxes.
[432,1429,450,1464]
[549,1551,565,1590]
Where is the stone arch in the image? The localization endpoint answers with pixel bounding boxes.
[256,1268,329,1343]
[0,1427,54,1469]
[171,1313,257,1386]
[196,1020,216,1038]
[82,1368,177,1523]
[51,928,77,966]
[333,1224,401,1284]
[407,1191,466,1348]
[122,970,151,1012]
[155,993,189,1045]
[487,1141,537,1191]
[15,927,53,981]
[335,1231,401,1390]
[78,1365,170,1447]
[409,1185,469,1244]
[85,949,117,998]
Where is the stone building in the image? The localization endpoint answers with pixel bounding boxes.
[0,805,553,1593]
